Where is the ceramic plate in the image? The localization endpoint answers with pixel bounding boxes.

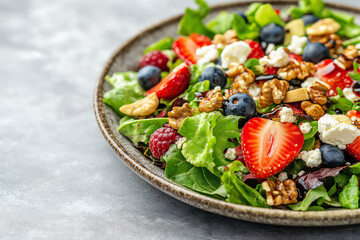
[94,0,360,226]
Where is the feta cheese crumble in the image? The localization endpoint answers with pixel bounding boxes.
[259,47,289,68]
[196,44,219,64]
[221,41,251,68]
[343,87,360,102]
[287,35,307,55]
[318,114,360,149]
[265,43,275,55]
[248,83,262,101]
[176,137,187,149]
[224,148,237,160]
[278,172,288,182]
[279,107,296,123]
[300,122,312,134]
[301,149,322,168]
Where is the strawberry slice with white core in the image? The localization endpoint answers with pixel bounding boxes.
[241,118,304,179]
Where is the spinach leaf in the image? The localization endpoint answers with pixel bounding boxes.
[288,185,330,211]
[144,37,174,54]
[283,159,307,177]
[298,120,318,140]
[231,14,260,40]
[334,173,351,188]
[344,163,360,175]
[178,0,214,38]
[164,145,226,198]
[103,87,143,116]
[256,102,278,113]
[339,175,359,209]
[221,161,269,207]
[301,137,315,151]
[118,117,168,145]
[349,61,360,81]
[327,88,354,114]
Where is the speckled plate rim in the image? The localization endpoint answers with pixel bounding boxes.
[94,0,360,226]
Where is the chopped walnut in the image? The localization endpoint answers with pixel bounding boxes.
[199,88,224,113]
[308,81,330,105]
[212,30,239,48]
[309,33,343,56]
[277,61,315,81]
[336,45,360,69]
[262,179,298,206]
[168,103,195,130]
[258,79,289,108]
[306,18,341,36]
[224,87,249,99]
[301,101,325,120]
[224,62,255,99]
[312,140,321,150]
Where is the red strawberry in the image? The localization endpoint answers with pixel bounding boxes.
[244,39,265,59]
[189,33,212,47]
[346,110,360,120]
[346,136,360,162]
[241,118,304,179]
[150,124,182,159]
[172,34,211,64]
[265,66,278,75]
[146,63,190,100]
[288,53,303,62]
[138,50,169,71]
[285,103,306,115]
[315,59,354,97]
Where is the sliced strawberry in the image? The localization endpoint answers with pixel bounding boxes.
[346,136,360,161]
[241,118,304,179]
[189,33,212,47]
[285,103,306,115]
[346,110,360,120]
[265,66,278,75]
[244,39,265,59]
[288,53,303,62]
[315,59,354,97]
[146,63,190,100]
[172,34,211,64]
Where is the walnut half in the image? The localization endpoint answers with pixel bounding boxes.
[258,78,289,108]
[168,103,195,130]
[301,101,325,120]
[199,88,224,113]
[277,61,315,81]
[262,179,298,206]
[308,81,330,105]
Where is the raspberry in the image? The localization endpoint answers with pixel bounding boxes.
[139,50,169,72]
[149,124,182,159]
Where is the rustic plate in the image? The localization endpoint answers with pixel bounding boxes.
[94,0,360,226]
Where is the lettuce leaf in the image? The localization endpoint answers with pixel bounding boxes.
[105,72,143,95]
[178,112,241,175]
[349,61,360,81]
[183,80,210,102]
[144,36,174,54]
[327,88,354,114]
[164,145,226,198]
[232,14,260,40]
[118,117,168,145]
[288,185,330,211]
[339,175,359,209]
[221,161,269,207]
[178,0,214,38]
[206,11,235,34]
[298,120,318,140]
[103,87,143,116]
[254,4,285,27]
[301,136,315,151]
[190,63,216,85]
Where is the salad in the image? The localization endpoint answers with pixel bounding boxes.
[103,0,360,211]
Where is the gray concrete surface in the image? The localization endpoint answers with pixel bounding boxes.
[2,0,360,239]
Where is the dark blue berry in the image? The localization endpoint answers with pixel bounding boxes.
[137,66,161,90]
[320,144,345,168]
[260,23,285,45]
[214,57,222,66]
[237,11,248,23]
[301,14,319,26]
[303,42,330,64]
[198,67,227,89]
[223,93,257,120]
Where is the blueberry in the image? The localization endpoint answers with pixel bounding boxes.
[320,144,345,168]
[137,66,161,90]
[303,42,330,64]
[260,23,285,45]
[237,11,248,23]
[301,14,319,26]
[214,57,222,66]
[198,67,227,89]
[223,93,257,120]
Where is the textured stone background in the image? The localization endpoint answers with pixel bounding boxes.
[1,0,360,239]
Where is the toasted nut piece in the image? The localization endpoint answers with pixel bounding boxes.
[258,79,289,108]
[225,62,255,99]
[283,88,310,103]
[309,81,330,105]
[168,103,195,130]
[336,45,360,69]
[262,179,298,206]
[212,30,239,48]
[312,140,321,150]
[277,61,315,81]
[301,101,325,120]
[199,88,224,113]
[306,18,340,36]
[120,93,159,117]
